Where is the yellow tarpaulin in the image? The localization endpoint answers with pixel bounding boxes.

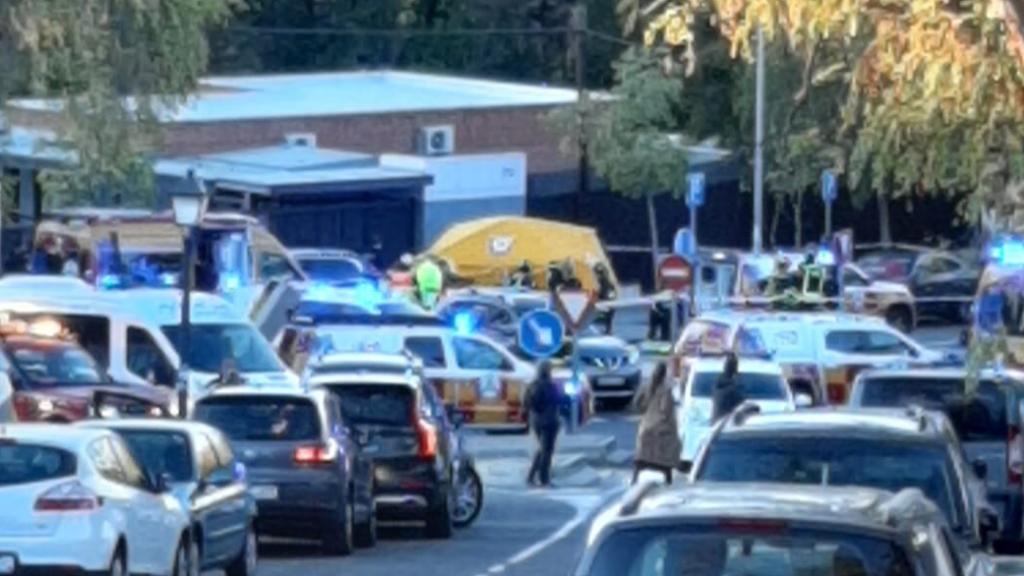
[427,216,618,293]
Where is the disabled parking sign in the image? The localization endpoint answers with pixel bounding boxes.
[518,310,565,359]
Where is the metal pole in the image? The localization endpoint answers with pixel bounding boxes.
[569,340,580,434]
[691,203,701,313]
[752,26,766,256]
[825,201,833,238]
[571,4,589,220]
[177,227,194,419]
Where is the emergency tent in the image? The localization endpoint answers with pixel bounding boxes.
[427,217,618,293]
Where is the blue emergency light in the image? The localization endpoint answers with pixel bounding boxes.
[816,247,836,266]
[990,238,1024,266]
[452,311,477,336]
[98,274,122,290]
[221,273,241,292]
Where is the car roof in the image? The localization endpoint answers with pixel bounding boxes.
[605,482,940,537]
[77,418,225,438]
[859,366,1024,382]
[690,357,782,375]
[693,309,885,328]
[201,385,322,401]
[0,423,113,451]
[315,351,412,367]
[718,407,946,440]
[309,372,417,388]
[290,248,361,260]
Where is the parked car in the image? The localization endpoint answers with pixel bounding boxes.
[579,481,986,576]
[290,248,383,285]
[690,407,999,555]
[79,419,258,575]
[0,319,171,422]
[0,424,193,575]
[309,367,456,537]
[856,244,979,323]
[850,366,1024,553]
[193,386,376,555]
[306,350,482,527]
[675,356,798,466]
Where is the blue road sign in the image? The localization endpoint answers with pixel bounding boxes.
[687,172,706,207]
[821,170,838,203]
[518,309,565,359]
[673,227,695,258]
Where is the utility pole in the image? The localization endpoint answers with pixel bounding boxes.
[570,4,589,220]
[752,27,766,256]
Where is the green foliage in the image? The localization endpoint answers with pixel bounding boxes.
[552,48,689,201]
[1,0,233,207]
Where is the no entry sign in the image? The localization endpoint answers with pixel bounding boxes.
[658,255,693,292]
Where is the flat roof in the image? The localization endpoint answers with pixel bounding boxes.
[10,70,581,123]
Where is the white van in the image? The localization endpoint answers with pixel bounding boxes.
[0,280,297,410]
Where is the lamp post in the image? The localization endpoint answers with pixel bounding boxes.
[171,170,208,418]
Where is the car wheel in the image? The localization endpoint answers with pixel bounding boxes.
[354,500,378,548]
[225,524,258,576]
[452,466,484,528]
[172,536,195,576]
[424,487,454,539]
[885,306,913,333]
[322,495,355,556]
[107,545,127,576]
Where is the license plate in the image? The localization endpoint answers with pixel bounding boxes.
[251,485,278,501]
[598,377,625,387]
[0,554,15,575]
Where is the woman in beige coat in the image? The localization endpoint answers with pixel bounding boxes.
[632,362,681,484]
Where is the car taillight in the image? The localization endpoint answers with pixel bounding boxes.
[417,419,437,460]
[12,393,35,421]
[294,441,338,464]
[827,382,847,405]
[1009,425,1023,485]
[35,481,100,512]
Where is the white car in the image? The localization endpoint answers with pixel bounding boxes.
[675,357,797,465]
[0,424,193,576]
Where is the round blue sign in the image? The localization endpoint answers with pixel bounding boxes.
[518,310,565,359]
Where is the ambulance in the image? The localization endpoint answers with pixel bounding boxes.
[0,278,297,413]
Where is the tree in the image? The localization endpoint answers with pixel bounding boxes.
[632,0,1024,233]
[550,48,689,285]
[1,0,232,207]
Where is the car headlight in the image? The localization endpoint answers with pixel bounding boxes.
[563,380,579,396]
[626,345,640,365]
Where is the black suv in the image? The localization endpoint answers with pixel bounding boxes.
[308,366,458,538]
[194,386,376,555]
[690,406,998,557]
[578,482,990,576]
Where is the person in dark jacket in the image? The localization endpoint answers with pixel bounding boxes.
[525,360,562,487]
[712,352,744,422]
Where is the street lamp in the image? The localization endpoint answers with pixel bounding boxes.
[171,170,208,418]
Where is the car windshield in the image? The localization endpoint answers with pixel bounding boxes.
[161,323,281,373]
[0,444,76,486]
[326,384,414,427]
[857,252,918,280]
[195,396,320,441]
[698,437,963,530]
[6,340,105,387]
[118,430,193,483]
[586,525,915,576]
[692,371,788,400]
[298,258,362,282]
[858,377,1008,442]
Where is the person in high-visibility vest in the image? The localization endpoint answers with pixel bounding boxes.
[415,258,445,310]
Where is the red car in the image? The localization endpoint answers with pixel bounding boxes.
[1,327,171,422]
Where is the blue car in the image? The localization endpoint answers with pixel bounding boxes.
[80,419,258,576]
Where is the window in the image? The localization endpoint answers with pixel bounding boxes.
[109,436,147,489]
[195,396,321,442]
[205,431,235,468]
[405,337,447,368]
[297,258,362,282]
[11,314,110,368]
[5,340,105,387]
[826,330,911,356]
[453,337,511,371]
[161,323,281,373]
[842,267,869,287]
[327,384,414,428]
[259,253,298,282]
[691,372,788,400]
[89,438,126,484]
[0,445,75,486]
[119,430,193,483]
[192,433,219,479]
[126,327,176,386]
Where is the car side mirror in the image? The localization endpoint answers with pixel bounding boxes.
[205,467,236,489]
[973,458,989,481]
[794,393,813,409]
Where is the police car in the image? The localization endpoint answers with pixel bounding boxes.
[0,280,298,413]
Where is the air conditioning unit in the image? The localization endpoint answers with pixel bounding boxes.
[418,125,455,156]
[284,132,317,148]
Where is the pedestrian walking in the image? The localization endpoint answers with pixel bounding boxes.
[525,360,562,487]
[712,352,744,422]
[633,363,681,484]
